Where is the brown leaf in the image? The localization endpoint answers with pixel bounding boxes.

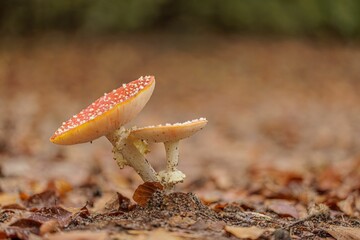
[2,203,26,210]
[23,190,59,209]
[68,204,91,226]
[105,192,131,212]
[128,229,182,240]
[9,218,42,235]
[0,193,19,206]
[39,219,59,235]
[133,182,163,207]
[337,193,357,216]
[169,215,196,228]
[0,231,7,239]
[46,230,108,240]
[4,228,32,240]
[47,179,73,197]
[225,226,271,239]
[29,206,72,227]
[317,168,342,192]
[267,200,299,218]
[324,225,360,240]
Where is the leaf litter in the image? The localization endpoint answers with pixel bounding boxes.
[1,36,360,239]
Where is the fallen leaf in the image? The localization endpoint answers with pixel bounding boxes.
[133,182,163,206]
[9,218,42,235]
[29,206,72,226]
[146,228,183,240]
[169,215,196,228]
[2,203,26,210]
[47,179,73,197]
[4,228,32,240]
[128,229,182,240]
[225,226,270,239]
[68,204,91,226]
[0,193,19,206]
[316,168,342,192]
[46,230,108,240]
[39,219,59,235]
[324,225,360,240]
[105,192,131,212]
[267,200,299,218]
[337,194,355,216]
[24,190,59,209]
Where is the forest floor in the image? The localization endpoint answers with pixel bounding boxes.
[0,34,360,239]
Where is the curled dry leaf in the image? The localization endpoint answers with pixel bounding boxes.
[132,182,163,207]
[225,225,273,240]
[324,225,360,240]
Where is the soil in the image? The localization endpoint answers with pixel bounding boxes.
[0,34,360,239]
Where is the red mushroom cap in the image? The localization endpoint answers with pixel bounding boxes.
[50,76,155,145]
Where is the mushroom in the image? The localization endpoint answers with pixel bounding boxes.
[130,118,208,188]
[50,76,158,182]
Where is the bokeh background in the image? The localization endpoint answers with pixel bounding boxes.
[0,1,360,198]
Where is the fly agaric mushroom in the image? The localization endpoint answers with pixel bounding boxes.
[130,118,208,187]
[50,76,158,182]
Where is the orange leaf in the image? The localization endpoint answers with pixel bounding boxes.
[133,182,163,207]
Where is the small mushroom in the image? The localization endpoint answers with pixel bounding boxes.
[130,118,208,188]
[50,76,158,182]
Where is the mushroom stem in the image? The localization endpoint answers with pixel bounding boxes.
[106,128,158,182]
[164,141,179,172]
[158,141,186,188]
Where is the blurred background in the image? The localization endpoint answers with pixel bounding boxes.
[0,0,360,198]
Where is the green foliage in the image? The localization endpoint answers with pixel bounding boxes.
[1,0,360,38]
[83,0,167,33]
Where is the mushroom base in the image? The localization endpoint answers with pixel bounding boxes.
[158,169,186,189]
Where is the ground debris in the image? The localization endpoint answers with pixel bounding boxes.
[1,37,360,239]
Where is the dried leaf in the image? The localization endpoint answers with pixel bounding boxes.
[133,182,163,206]
[169,215,196,228]
[128,229,182,240]
[29,206,72,227]
[146,228,183,240]
[337,194,355,216]
[2,203,26,210]
[267,200,299,218]
[105,192,131,212]
[225,226,270,239]
[47,179,73,197]
[39,219,59,235]
[324,225,360,240]
[4,228,31,240]
[24,190,59,209]
[46,230,108,240]
[317,168,342,192]
[0,193,19,206]
[9,218,42,235]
